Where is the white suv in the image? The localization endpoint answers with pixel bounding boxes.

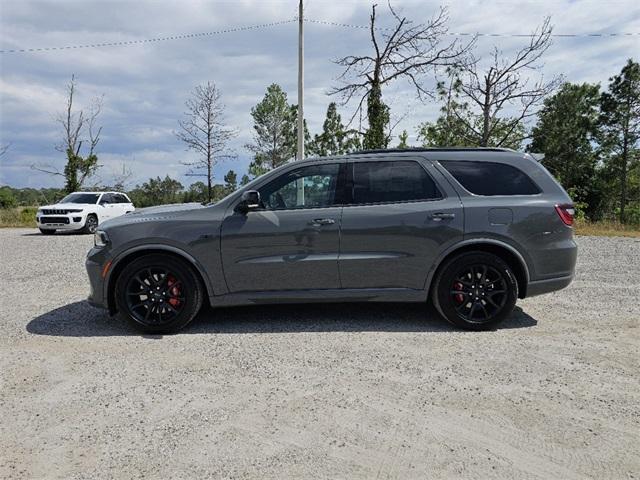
[36,191,135,235]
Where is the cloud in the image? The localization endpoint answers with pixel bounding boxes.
[1,0,639,187]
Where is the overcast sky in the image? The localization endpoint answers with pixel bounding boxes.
[1,0,639,189]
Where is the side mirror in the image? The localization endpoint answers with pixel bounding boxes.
[236,190,261,214]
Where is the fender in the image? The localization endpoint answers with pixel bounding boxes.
[103,243,215,311]
[423,237,531,294]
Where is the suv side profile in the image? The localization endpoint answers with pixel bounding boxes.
[86,148,577,333]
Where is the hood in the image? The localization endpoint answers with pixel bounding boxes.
[100,202,205,229]
[128,202,204,215]
[39,203,95,210]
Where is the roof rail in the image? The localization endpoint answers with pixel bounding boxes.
[348,147,516,155]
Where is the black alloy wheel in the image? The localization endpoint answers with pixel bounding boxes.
[450,264,508,323]
[433,252,518,330]
[125,267,186,325]
[115,254,203,333]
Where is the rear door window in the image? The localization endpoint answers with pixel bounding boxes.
[351,161,442,204]
[440,160,541,196]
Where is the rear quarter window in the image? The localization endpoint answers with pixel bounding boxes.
[440,160,541,196]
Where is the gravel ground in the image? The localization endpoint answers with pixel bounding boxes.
[0,228,638,479]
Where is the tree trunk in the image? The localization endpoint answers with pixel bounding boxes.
[481,75,491,146]
[364,81,387,149]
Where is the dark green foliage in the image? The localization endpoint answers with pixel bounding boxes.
[308,103,361,156]
[598,59,640,223]
[224,170,238,193]
[63,148,100,193]
[529,82,602,217]
[396,130,409,149]
[240,174,251,186]
[363,83,390,150]
[418,77,525,149]
[0,187,17,208]
[128,176,185,208]
[246,84,298,178]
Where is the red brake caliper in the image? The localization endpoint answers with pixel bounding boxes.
[453,282,465,304]
[167,275,181,308]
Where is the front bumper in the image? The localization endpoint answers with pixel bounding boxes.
[37,213,87,230]
[86,249,108,309]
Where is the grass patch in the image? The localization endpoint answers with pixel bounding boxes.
[574,219,640,238]
[0,207,37,228]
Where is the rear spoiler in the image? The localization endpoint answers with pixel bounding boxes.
[528,153,545,162]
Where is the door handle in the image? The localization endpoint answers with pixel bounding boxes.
[309,218,335,226]
[430,212,455,221]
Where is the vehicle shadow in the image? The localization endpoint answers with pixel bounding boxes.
[26,301,538,338]
[21,231,90,237]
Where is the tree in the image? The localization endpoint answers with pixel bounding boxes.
[308,102,361,156]
[224,170,238,193]
[446,18,561,147]
[128,175,184,207]
[418,74,525,149]
[0,187,17,209]
[32,75,103,193]
[246,84,298,177]
[331,3,473,149]
[528,82,601,216]
[176,82,237,203]
[240,174,251,186]
[396,130,410,149]
[599,59,640,223]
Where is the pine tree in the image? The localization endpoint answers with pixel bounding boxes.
[599,59,640,223]
[529,82,601,217]
[245,84,297,177]
[308,103,360,156]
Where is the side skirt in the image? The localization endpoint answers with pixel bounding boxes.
[209,288,427,307]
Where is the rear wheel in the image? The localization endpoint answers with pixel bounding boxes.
[115,254,203,334]
[39,228,55,235]
[432,252,518,330]
[82,214,98,234]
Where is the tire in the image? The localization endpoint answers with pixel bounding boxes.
[114,254,203,334]
[82,214,98,234]
[39,228,56,235]
[432,251,518,330]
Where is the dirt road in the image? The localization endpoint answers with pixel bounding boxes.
[0,228,638,479]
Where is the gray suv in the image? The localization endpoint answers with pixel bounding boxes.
[86,148,577,333]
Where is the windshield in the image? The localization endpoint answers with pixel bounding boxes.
[59,193,101,204]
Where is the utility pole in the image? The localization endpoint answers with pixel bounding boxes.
[297,0,304,161]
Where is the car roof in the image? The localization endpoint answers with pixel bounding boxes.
[295,147,531,165]
[69,191,127,194]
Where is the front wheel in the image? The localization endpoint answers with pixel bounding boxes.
[82,214,98,234]
[432,252,518,330]
[114,254,203,333]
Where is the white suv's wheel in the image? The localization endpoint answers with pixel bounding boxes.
[83,214,98,234]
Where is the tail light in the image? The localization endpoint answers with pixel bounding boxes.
[555,204,575,226]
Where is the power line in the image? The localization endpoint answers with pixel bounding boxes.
[0,19,297,54]
[304,18,640,38]
[2,15,637,55]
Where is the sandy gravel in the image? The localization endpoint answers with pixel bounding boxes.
[0,228,638,479]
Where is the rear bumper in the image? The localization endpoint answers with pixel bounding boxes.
[525,274,574,297]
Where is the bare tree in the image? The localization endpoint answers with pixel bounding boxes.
[0,143,10,157]
[452,17,562,147]
[32,75,103,192]
[176,82,237,202]
[330,2,474,148]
